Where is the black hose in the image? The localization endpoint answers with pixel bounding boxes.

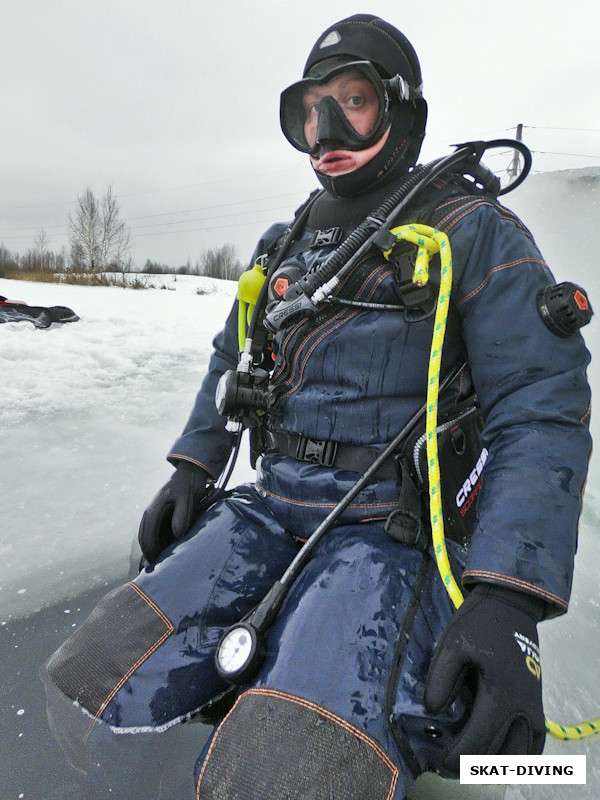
[493,138,532,194]
[279,144,482,310]
[246,189,323,344]
[296,160,436,299]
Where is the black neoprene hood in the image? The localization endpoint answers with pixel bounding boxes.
[303,14,423,94]
[295,14,428,198]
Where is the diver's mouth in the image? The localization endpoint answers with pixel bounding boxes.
[313,150,354,174]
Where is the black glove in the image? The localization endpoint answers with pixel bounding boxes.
[424,582,546,775]
[138,462,212,563]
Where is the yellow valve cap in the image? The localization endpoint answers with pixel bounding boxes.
[237,263,266,305]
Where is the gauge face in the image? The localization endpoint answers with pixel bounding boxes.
[216,624,255,676]
[215,373,229,415]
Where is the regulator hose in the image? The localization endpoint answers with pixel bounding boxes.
[264,139,527,333]
[245,188,323,353]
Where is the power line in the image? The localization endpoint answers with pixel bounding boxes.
[131,215,292,240]
[0,190,306,234]
[122,191,305,224]
[128,202,298,234]
[6,158,308,212]
[532,150,600,160]
[523,125,600,133]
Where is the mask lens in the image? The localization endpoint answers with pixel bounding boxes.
[280,61,388,154]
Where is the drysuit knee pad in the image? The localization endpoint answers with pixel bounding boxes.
[196,688,401,800]
[40,487,298,765]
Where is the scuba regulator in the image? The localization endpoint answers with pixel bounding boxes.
[215,261,271,430]
[214,192,322,435]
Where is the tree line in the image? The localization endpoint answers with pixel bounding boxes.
[1,186,245,282]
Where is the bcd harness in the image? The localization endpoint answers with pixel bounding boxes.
[214,140,598,741]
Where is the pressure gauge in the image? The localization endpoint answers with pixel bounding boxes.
[215,621,266,685]
[215,371,236,416]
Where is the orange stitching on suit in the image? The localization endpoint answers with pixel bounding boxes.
[457,258,547,307]
[127,582,174,629]
[196,688,399,800]
[273,256,386,393]
[167,454,214,477]
[434,197,488,229]
[277,265,392,405]
[275,307,348,402]
[271,317,310,383]
[462,570,567,610]
[83,583,174,742]
[433,197,535,247]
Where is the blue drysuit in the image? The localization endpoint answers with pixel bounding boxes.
[42,176,592,799]
[173,178,591,613]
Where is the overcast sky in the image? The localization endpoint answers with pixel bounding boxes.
[1,0,599,269]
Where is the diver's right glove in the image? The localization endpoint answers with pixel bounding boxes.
[138,461,212,563]
[424,582,546,775]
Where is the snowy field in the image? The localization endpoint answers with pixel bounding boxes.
[1,273,247,619]
[1,167,600,798]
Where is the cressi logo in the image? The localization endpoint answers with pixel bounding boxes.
[455,447,488,515]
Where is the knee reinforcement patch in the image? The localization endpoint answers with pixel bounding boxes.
[196,688,400,800]
[43,581,174,719]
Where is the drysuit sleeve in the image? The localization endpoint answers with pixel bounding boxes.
[168,222,289,479]
[447,200,592,618]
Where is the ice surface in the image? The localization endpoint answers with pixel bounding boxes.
[1,274,255,619]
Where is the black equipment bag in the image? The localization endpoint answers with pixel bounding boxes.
[404,397,486,547]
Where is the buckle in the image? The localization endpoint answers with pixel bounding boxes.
[295,435,338,467]
[310,227,344,249]
[384,509,427,551]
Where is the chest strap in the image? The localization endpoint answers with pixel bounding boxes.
[263,429,399,481]
[282,226,348,258]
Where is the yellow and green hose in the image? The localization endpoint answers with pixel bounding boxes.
[384,223,600,742]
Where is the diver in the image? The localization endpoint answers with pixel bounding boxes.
[42,14,592,799]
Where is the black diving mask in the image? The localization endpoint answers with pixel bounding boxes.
[280,59,418,156]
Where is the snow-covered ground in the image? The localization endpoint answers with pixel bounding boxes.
[1,167,599,799]
[1,273,251,620]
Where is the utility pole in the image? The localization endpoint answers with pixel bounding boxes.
[507,123,524,178]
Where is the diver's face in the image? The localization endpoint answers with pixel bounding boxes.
[302,70,380,145]
[302,70,390,175]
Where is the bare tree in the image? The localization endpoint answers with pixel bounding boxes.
[99,186,131,272]
[69,186,131,272]
[0,243,19,277]
[69,187,101,271]
[197,243,243,281]
[21,227,51,272]
[34,228,51,270]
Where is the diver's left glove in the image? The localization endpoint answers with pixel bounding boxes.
[424,582,546,775]
[138,461,212,564]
